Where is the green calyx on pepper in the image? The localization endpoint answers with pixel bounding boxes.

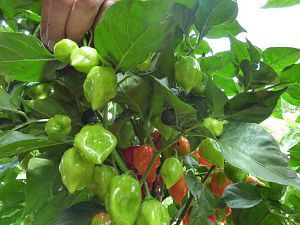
[202,117,224,137]
[54,39,78,63]
[92,165,118,200]
[105,174,142,225]
[160,157,183,189]
[59,148,94,194]
[71,46,100,73]
[45,114,71,141]
[198,138,224,168]
[175,56,203,94]
[84,66,117,110]
[136,199,170,225]
[74,124,117,164]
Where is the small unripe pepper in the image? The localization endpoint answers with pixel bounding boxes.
[202,117,224,137]
[45,114,71,141]
[160,157,183,189]
[54,39,78,63]
[71,46,100,73]
[198,138,224,168]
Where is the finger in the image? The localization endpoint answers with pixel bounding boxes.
[41,0,51,44]
[46,0,74,51]
[66,0,105,42]
[94,0,116,27]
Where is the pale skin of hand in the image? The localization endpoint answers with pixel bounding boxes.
[41,0,116,51]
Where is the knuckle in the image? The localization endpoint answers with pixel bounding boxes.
[75,0,101,9]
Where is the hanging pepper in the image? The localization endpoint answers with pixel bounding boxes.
[45,114,71,141]
[172,136,190,156]
[59,148,94,194]
[92,165,118,200]
[105,174,141,225]
[136,199,170,225]
[54,39,78,63]
[91,212,112,225]
[198,138,224,168]
[74,124,117,164]
[160,157,183,189]
[211,170,233,198]
[175,56,203,94]
[70,46,100,73]
[168,175,188,203]
[133,145,161,183]
[84,66,117,110]
[224,162,248,183]
[202,117,224,137]
[122,146,138,169]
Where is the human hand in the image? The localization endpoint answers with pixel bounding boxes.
[41,0,116,51]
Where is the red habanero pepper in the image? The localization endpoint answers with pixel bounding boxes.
[168,175,188,203]
[194,152,213,167]
[122,146,139,169]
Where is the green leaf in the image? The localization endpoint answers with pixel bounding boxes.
[283,186,300,213]
[263,0,300,8]
[219,122,300,189]
[172,3,195,34]
[240,60,280,90]
[205,20,246,39]
[94,0,175,72]
[229,34,250,64]
[0,32,58,82]
[223,182,262,208]
[246,39,261,64]
[232,202,284,225]
[280,64,300,100]
[262,47,300,73]
[224,89,285,123]
[25,158,61,215]
[289,144,300,169]
[0,131,64,157]
[195,0,238,36]
[205,77,228,117]
[0,87,22,116]
[54,202,102,225]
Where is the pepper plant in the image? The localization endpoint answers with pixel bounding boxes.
[1,0,300,225]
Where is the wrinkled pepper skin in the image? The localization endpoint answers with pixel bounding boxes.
[136,199,170,225]
[122,146,138,169]
[172,136,190,156]
[54,39,78,63]
[71,46,100,73]
[92,165,118,200]
[133,145,161,183]
[45,114,71,141]
[59,148,94,194]
[105,174,142,225]
[175,56,203,94]
[84,66,117,110]
[74,124,117,164]
[160,157,183,189]
[168,175,188,203]
[91,212,112,225]
[202,118,224,137]
[198,138,224,168]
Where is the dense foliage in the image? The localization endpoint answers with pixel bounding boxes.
[1,0,300,224]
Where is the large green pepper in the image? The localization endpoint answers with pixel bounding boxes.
[198,138,224,168]
[71,46,100,73]
[74,124,117,164]
[59,148,94,193]
[175,56,203,94]
[54,39,78,63]
[160,157,183,189]
[136,199,170,225]
[45,114,71,141]
[84,66,117,110]
[92,165,118,200]
[105,174,141,225]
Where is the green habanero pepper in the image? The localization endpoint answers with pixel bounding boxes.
[175,56,203,94]
[74,124,117,164]
[71,46,100,73]
[224,162,248,183]
[136,199,170,225]
[105,174,142,225]
[59,148,94,193]
[54,39,78,63]
[198,138,224,168]
[202,117,224,137]
[160,157,183,189]
[84,66,117,110]
[92,165,118,200]
[45,114,71,141]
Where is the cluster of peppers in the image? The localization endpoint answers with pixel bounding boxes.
[48,41,266,224]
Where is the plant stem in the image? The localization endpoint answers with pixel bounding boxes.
[11,119,48,132]
[111,149,128,173]
[174,165,216,225]
[140,133,182,184]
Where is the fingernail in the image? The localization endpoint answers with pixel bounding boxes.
[47,40,55,52]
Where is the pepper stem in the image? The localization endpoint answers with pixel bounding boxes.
[111,149,128,173]
[144,181,152,200]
